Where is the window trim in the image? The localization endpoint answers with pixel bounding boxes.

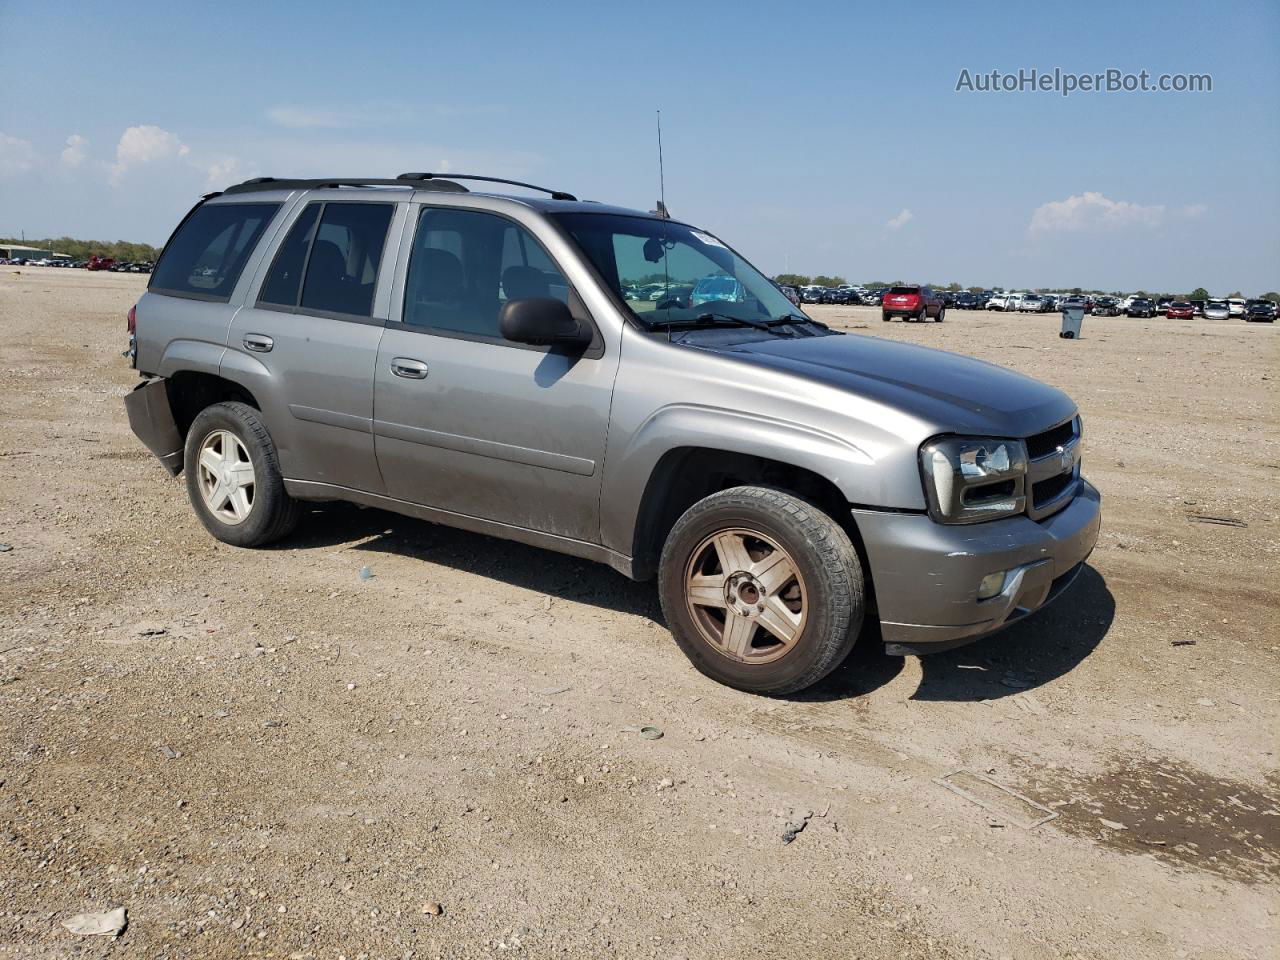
[148,200,282,304]
[252,198,397,323]
[391,203,603,359]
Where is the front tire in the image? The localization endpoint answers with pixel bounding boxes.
[184,401,301,547]
[658,486,865,695]
[935,306,946,323]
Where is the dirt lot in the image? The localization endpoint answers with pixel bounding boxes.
[1,269,1277,960]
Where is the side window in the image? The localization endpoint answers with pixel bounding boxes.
[403,208,569,338]
[149,202,279,301]
[259,202,320,306]
[297,202,394,318]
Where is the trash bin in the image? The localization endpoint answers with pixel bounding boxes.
[1060,306,1085,339]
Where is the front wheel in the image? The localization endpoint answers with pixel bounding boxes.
[658,486,865,695]
[881,312,891,322]
[184,401,302,547]
[935,307,946,322]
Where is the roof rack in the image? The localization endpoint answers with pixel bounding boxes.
[220,174,577,201]
[221,177,467,196]
[396,173,576,202]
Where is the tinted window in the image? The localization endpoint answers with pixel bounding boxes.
[403,208,569,338]
[299,202,394,318]
[259,202,320,306]
[150,202,279,300]
[888,286,920,295]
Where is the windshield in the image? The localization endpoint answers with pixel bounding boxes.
[551,213,800,327]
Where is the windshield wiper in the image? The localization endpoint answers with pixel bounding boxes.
[772,312,827,330]
[648,311,795,336]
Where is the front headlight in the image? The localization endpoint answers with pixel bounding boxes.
[920,436,1028,524]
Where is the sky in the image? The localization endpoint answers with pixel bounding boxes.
[1,0,1277,295]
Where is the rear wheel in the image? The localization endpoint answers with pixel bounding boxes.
[184,401,301,547]
[658,486,864,695]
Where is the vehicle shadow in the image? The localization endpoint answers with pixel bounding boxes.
[281,501,663,621]
[909,565,1114,701]
[280,504,1113,703]
[796,565,1114,703]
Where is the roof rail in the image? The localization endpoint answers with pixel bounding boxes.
[396,172,577,201]
[221,177,468,196]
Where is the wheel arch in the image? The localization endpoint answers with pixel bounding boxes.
[164,370,262,445]
[626,446,876,612]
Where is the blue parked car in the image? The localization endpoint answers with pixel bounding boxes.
[691,274,746,305]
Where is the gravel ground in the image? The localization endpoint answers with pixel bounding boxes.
[1,269,1277,960]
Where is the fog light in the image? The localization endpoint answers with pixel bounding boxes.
[977,571,1007,600]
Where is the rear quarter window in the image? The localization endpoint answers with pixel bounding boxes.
[149,202,280,301]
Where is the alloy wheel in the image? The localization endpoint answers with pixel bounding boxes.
[196,430,256,525]
[684,527,807,664]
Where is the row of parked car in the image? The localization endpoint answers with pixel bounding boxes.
[1057,294,1275,322]
[0,256,154,272]
[772,282,1277,323]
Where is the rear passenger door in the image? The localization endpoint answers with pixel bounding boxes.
[226,198,404,493]
[372,204,618,543]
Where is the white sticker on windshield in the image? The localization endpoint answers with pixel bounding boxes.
[690,230,726,248]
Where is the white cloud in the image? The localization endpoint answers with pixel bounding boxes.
[110,125,190,185]
[1028,191,1205,234]
[204,156,246,189]
[60,134,88,168]
[886,208,913,230]
[0,133,37,177]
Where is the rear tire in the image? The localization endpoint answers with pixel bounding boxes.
[658,486,865,695]
[184,401,302,548]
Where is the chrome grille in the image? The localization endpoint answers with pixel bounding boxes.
[1025,417,1081,521]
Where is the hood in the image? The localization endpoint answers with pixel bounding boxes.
[716,332,1076,437]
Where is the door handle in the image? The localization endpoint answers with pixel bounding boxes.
[243,334,274,353]
[391,357,429,379]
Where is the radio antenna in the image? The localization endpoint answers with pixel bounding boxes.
[656,110,668,219]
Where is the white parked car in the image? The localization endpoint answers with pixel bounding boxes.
[1227,298,1246,317]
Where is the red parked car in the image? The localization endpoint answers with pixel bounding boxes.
[1166,301,1195,320]
[881,284,946,322]
[87,255,117,271]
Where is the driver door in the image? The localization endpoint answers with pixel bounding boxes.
[372,205,619,543]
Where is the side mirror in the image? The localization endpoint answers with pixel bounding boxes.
[499,297,592,349]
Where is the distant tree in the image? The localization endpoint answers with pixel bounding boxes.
[1189,287,1210,301]
[1261,291,1280,304]
[774,274,810,287]
[1227,290,1244,299]
[811,275,846,287]
[1,235,161,262]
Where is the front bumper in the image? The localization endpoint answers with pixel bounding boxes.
[852,481,1101,655]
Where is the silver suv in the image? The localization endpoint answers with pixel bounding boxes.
[125,173,1100,695]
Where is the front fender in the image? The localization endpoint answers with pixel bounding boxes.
[599,401,917,559]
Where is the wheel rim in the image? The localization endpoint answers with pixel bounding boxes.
[684,527,808,664]
[196,430,256,525]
